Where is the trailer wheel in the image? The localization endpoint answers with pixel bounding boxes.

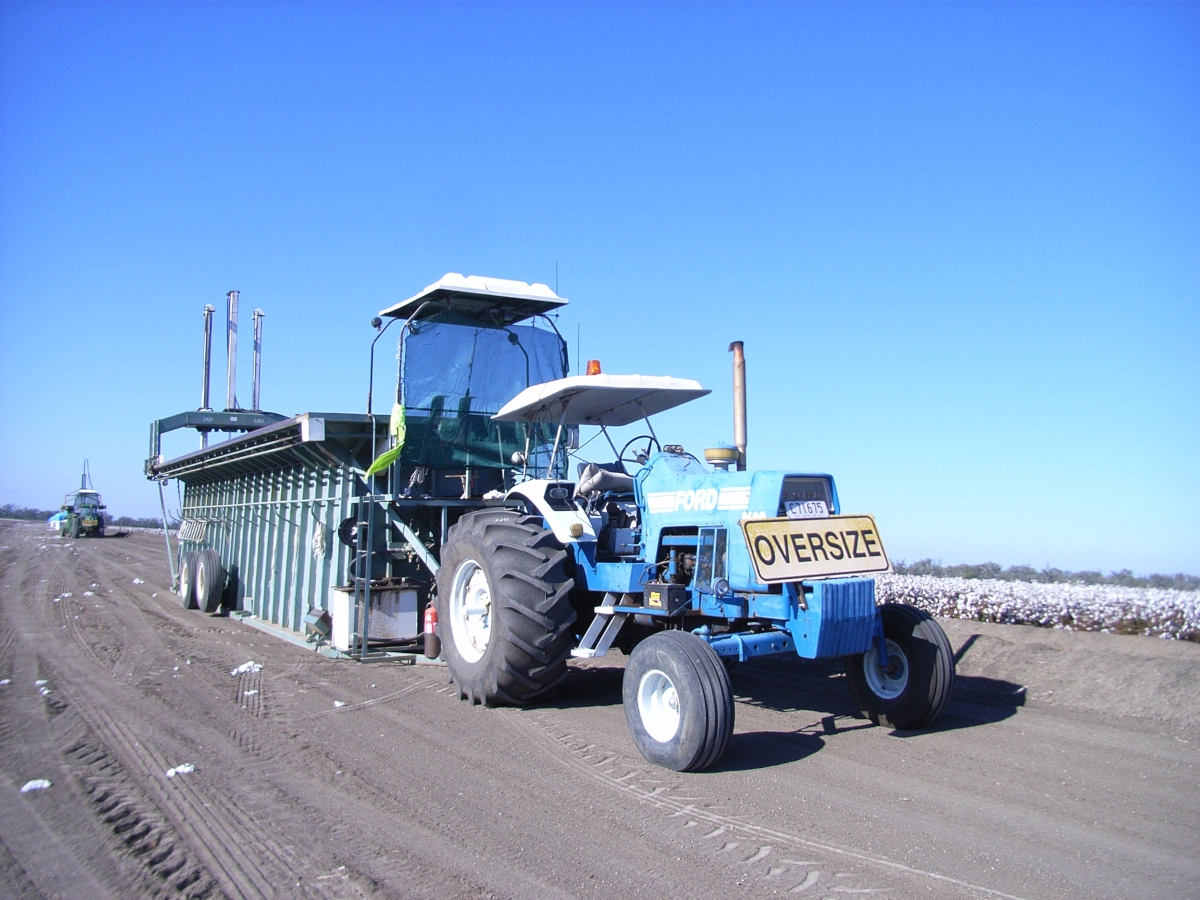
[436,510,576,705]
[846,603,955,729]
[179,551,199,609]
[622,631,734,772]
[196,549,224,613]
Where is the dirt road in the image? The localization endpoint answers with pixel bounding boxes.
[1,519,1197,900]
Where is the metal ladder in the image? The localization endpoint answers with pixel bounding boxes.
[570,592,634,659]
[350,496,375,660]
[351,492,441,660]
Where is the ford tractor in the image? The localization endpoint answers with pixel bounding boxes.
[435,352,956,773]
[148,273,954,773]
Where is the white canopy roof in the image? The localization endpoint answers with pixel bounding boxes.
[492,374,710,427]
[379,273,568,325]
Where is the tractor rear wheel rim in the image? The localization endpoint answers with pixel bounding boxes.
[637,668,681,743]
[449,559,492,663]
[864,638,908,699]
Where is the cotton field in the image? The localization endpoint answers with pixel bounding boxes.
[875,574,1200,642]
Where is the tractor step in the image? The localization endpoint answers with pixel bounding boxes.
[571,592,631,659]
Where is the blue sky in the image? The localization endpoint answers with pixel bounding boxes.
[1,2,1196,574]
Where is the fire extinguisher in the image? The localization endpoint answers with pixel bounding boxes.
[423,602,441,659]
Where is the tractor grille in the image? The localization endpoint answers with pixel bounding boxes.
[814,578,877,657]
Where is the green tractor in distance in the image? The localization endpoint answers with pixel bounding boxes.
[62,460,106,538]
[61,490,106,538]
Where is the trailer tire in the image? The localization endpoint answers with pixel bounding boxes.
[196,549,224,613]
[623,631,734,772]
[436,510,576,706]
[179,551,199,609]
[846,603,955,730]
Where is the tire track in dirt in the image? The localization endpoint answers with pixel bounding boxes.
[24,527,443,899]
[46,692,222,898]
[0,642,219,898]
[288,679,433,721]
[1,535,221,896]
[54,662,309,899]
[422,676,867,896]
[498,705,1029,900]
[15,521,1187,899]
[234,664,266,717]
[0,526,324,899]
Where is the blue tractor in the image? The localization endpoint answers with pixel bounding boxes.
[144,271,951,770]
[434,354,956,772]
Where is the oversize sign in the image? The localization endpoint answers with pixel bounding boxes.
[741,515,890,583]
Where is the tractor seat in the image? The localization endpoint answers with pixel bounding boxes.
[575,461,635,497]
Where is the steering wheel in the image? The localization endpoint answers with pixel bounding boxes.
[618,435,661,474]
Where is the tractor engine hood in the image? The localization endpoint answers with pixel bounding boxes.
[635,452,841,594]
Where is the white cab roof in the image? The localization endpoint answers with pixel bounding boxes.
[379,273,568,325]
[493,374,710,427]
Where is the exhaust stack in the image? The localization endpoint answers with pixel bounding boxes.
[200,303,216,449]
[225,290,239,411]
[251,309,264,412]
[729,341,747,471]
[200,304,215,410]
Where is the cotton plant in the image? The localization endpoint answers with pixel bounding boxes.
[875,575,1200,641]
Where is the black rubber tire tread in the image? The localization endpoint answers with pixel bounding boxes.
[337,516,358,549]
[846,603,955,730]
[179,551,199,610]
[196,548,224,614]
[69,517,80,539]
[96,520,105,538]
[684,633,736,771]
[436,511,577,706]
[622,630,734,772]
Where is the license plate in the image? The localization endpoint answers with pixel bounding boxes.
[785,500,828,520]
[741,515,889,583]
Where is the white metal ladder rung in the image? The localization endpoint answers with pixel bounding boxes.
[571,592,629,659]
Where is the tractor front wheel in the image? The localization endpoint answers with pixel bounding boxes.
[69,517,80,539]
[436,510,576,706]
[846,603,955,729]
[623,631,734,772]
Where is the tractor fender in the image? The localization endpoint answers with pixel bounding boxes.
[505,480,599,546]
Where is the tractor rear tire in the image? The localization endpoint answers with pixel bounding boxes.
[436,510,576,706]
[846,603,955,730]
[196,549,224,613]
[179,551,199,610]
[623,630,734,772]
